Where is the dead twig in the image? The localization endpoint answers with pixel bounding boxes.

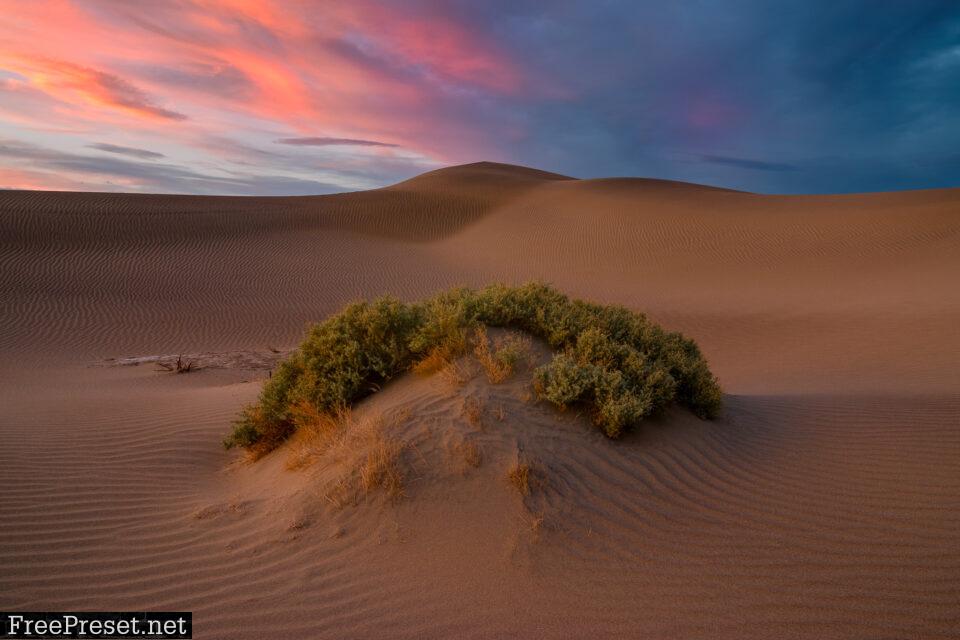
[155,354,198,374]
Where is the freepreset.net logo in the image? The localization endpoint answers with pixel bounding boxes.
[1,613,191,639]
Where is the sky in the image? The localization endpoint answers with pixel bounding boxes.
[0,0,958,195]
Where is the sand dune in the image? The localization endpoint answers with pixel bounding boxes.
[1,162,958,638]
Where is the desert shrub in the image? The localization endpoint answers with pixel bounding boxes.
[226,297,420,451]
[410,294,471,374]
[532,326,684,437]
[225,283,721,452]
[533,352,598,406]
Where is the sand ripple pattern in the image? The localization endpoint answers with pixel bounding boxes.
[1,163,958,638]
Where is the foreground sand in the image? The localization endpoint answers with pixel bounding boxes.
[1,162,958,638]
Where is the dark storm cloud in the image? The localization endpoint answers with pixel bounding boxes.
[450,0,960,192]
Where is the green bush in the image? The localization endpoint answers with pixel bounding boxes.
[225,283,722,451]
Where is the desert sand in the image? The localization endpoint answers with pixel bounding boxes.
[0,162,958,638]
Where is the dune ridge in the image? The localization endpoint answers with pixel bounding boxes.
[1,162,958,638]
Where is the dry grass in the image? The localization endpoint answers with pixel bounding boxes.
[508,462,532,495]
[288,405,410,503]
[242,444,273,463]
[240,406,292,461]
[494,403,506,422]
[321,477,353,510]
[462,395,484,428]
[413,328,469,375]
[507,457,545,496]
[359,431,406,499]
[438,359,474,392]
[412,348,451,375]
[473,326,532,384]
[332,410,409,501]
[285,402,350,470]
[457,440,483,469]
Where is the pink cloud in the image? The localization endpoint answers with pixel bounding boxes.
[0,0,532,191]
[2,55,186,121]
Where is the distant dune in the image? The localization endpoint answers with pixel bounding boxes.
[1,162,958,638]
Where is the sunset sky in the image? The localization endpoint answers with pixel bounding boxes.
[1,1,958,195]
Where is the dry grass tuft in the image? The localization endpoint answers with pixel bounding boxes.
[438,359,474,391]
[289,406,410,504]
[285,402,350,470]
[412,348,450,375]
[495,403,506,422]
[240,408,291,461]
[457,440,483,469]
[321,478,353,510]
[462,395,484,428]
[243,444,273,463]
[412,328,468,375]
[508,461,532,496]
[507,457,545,496]
[359,431,406,499]
[473,326,532,384]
